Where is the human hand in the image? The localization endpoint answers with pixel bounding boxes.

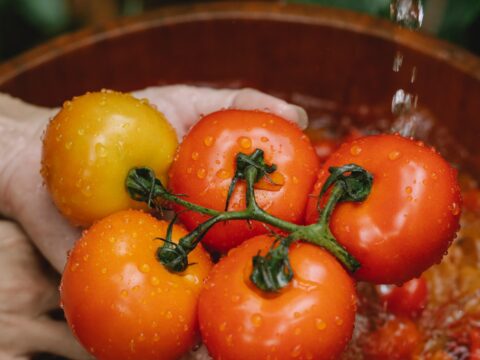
[0,85,307,273]
[0,220,93,360]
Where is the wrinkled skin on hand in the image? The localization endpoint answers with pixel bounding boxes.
[0,85,307,359]
[0,220,92,360]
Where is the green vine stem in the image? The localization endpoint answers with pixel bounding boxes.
[126,149,373,292]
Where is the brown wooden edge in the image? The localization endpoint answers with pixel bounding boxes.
[0,2,480,88]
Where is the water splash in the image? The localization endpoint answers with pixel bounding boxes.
[389,0,424,120]
[390,0,424,30]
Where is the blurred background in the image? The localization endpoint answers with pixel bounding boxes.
[0,0,479,62]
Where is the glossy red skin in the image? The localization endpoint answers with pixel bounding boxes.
[61,210,212,360]
[169,110,319,252]
[377,277,428,318]
[362,318,423,360]
[198,235,357,360]
[305,134,462,284]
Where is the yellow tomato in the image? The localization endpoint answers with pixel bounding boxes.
[42,90,178,226]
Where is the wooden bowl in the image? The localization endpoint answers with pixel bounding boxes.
[1,1,479,174]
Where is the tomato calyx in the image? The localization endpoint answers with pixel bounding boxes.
[126,152,373,291]
[225,149,277,211]
[250,235,294,292]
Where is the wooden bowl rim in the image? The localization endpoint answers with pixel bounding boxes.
[1,2,480,88]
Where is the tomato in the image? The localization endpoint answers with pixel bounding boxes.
[305,134,462,284]
[198,235,356,360]
[464,189,480,214]
[362,318,423,360]
[61,210,212,360]
[377,277,428,318]
[42,90,178,227]
[168,110,319,252]
[471,329,480,360]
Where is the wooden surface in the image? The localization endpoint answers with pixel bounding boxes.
[0,2,479,174]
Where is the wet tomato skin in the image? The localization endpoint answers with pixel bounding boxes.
[198,235,356,360]
[42,91,178,227]
[61,210,212,360]
[305,134,462,284]
[169,110,319,252]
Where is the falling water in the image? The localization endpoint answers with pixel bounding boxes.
[390,0,425,135]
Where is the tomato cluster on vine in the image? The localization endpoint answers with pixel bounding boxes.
[42,91,462,360]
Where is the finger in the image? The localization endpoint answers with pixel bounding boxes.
[132,85,308,139]
[0,313,93,360]
[0,220,62,315]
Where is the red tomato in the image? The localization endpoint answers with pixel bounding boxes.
[471,329,480,360]
[198,235,357,360]
[464,189,480,213]
[169,110,319,252]
[362,318,423,360]
[305,134,462,284]
[377,277,428,318]
[61,210,212,360]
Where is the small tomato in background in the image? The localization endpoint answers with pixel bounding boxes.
[61,210,212,360]
[377,277,428,318]
[306,134,462,284]
[198,235,356,360]
[169,110,319,252]
[42,90,178,227]
[362,318,423,360]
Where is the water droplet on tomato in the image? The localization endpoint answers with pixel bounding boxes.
[294,312,301,318]
[219,322,227,332]
[121,290,128,297]
[166,311,173,319]
[186,167,192,174]
[150,276,160,286]
[231,294,240,303]
[315,318,327,330]
[65,141,73,150]
[101,267,107,274]
[216,169,231,179]
[388,151,401,160]
[291,344,302,358]
[70,262,80,272]
[140,264,151,273]
[335,316,344,326]
[449,202,460,216]
[251,313,263,327]
[191,152,199,160]
[197,168,207,179]
[238,136,252,149]
[294,327,301,335]
[350,145,362,156]
[261,136,269,142]
[77,128,85,136]
[63,100,72,110]
[204,136,214,147]
[292,176,299,184]
[82,185,92,198]
[226,334,234,346]
[184,274,199,284]
[405,186,413,194]
[95,143,107,158]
